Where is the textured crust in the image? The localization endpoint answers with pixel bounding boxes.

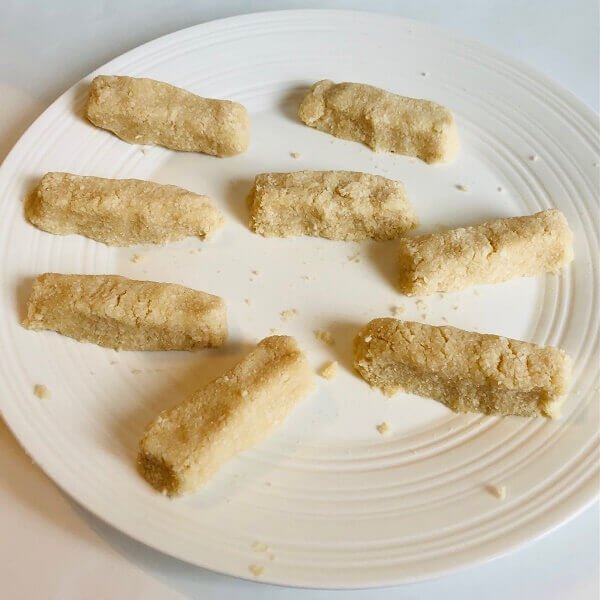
[354,318,570,418]
[248,170,418,241]
[138,336,315,495]
[298,80,458,163]
[398,209,573,295]
[23,273,227,350]
[25,172,224,246]
[87,75,249,156]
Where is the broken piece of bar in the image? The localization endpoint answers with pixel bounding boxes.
[138,335,315,495]
[248,170,417,240]
[298,80,459,163]
[397,209,573,295]
[26,172,225,246]
[23,273,227,350]
[87,75,250,156]
[354,318,570,418]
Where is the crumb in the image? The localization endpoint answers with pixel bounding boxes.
[248,564,264,577]
[391,305,406,316]
[376,422,390,435]
[33,384,49,400]
[264,481,271,486]
[188,248,201,254]
[420,71,429,77]
[497,186,503,192]
[486,484,507,500]
[528,154,539,161]
[441,316,448,322]
[314,329,335,345]
[473,289,480,296]
[415,299,428,316]
[140,147,151,155]
[244,298,251,305]
[319,361,338,380]
[131,368,142,375]
[455,184,468,192]
[280,308,298,322]
[347,252,361,263]
[270,328,280,335]
[452,305,459,310]
[131,254,143,263]
[252,541,270,553]
[290,151,301,159]
[109,360,118,365]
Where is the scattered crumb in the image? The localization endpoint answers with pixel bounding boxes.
[33,384,49,400]
[248,564,264,577]
[140,147,151,155]
[347,252,361,263]
[280,308,298,322]
[455,184,468,192]
[421,71,429,77]
[252,541,270,553]
[441,316,448,322]
[290,151,301,159]
[415,299,428,319]
[391,305,406,316]
[319,361,338,380]
[376,422,390,435]
[528,154,539,162]
[497,186,504,192]
[244,298,251,305]
[131,368,142,375]
[188,248,201,255]
[131,254,144,263]
[314,329,335,345]
[109,360,118,365]
[270,328,280,335]
[452,305,459,310]
[300,274,315,281]
[486,484,507,500]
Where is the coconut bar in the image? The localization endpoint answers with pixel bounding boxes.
[298,80,459,163]
[87,75,249,156]
[248,170,417,241]
[138,336,315,495]
[398,209,573,295]
[23,274,227,350]
[26,172,224,246]
[354,318,570,418]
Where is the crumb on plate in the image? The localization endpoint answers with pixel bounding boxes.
[319,361,338,380]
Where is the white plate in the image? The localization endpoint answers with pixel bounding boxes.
[0,10,598,589]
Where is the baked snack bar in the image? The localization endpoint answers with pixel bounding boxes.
[398,209,573,295]
[248,170,417,240]
[26,172,224,246]
[23,274,227,350]
[138,336,315,495]
[87,75,249,156]
[298,80,458,163]
[354,318,570,418]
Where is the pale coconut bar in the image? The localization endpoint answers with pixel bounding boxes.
[298,80,459,163]
[248,170,418,241]
[23,274,227,350]
[26,172,224,246]
[354,318,570,418]
[139,336,315,495]
[87,75,249,156]
[398,209,573,295]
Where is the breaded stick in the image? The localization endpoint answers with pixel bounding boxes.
[139,336,315,495]
[26,172,224,246]
[248,170,417,241]
[398,209,573,295]
[298,80,458,163]
[87,75,249,156]
[23,274,227,350]
[354,318,570,418]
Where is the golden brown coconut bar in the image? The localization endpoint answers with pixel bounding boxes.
[23,274,227,350]
[298,80,459,163]
[25,172,224,246]
[248,170,418,241]
[354,318,570,418]
[139,336,315,495]
[398,209,573,295]
[87,75,249,156]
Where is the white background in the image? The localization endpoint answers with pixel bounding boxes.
[0,1,598,599]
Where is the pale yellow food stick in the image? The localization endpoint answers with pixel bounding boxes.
[298,80,458,163]
[139,336,315,495]
[87,75,249,156]
[23,274,227,350]
[354,318,570,418]
[26,172,224,246]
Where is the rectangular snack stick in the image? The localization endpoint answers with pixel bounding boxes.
[398,209,573,295]
[248,170,418,241]
[298,80,459,163]
[23,274,227,350]
[26,172,224,246]
[139,336,315,495]
[87,75,249,157]
[354,318,570,418]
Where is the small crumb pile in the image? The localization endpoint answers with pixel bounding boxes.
[314,329,335,345]
[319,361,338,380]
[280,308,298,322]
[33,384,50,400]
[376,422,390,435]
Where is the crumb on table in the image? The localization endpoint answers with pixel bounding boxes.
[319,361,338,380]
[376,422,390,435]
[33,384,50,400]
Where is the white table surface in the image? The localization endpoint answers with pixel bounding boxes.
[0,2,598,599]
